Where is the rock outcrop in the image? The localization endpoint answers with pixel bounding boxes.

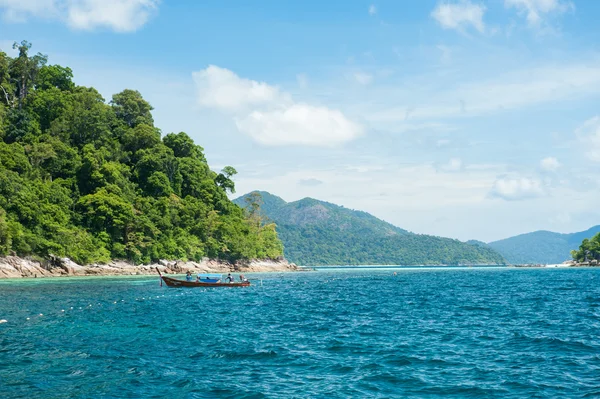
[0,256,299,279]
[561,259,600,267]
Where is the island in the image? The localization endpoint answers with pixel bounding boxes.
[569,232,600,266]
[0,41,294,278]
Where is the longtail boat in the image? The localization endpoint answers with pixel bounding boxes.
[156,268,250,288]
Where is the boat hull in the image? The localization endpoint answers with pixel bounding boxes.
[161,276,250,288]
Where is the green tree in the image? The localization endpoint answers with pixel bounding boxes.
[26,141,56,170]
[135,145,182,196]
[9,41,47,109]
[30,87,69,131]
[215,166,237,194]
[0,50,15,108]
[76,187,134,243]
[3,108,40,143]
[61,87,115,147]
[572,234,600,262]
[36,65,75,91]
[146,172,173,197]
[0,207,10,254]
[0,141,31,174]
[244,191,264,223]
[39,135,81,179]
[163,132,204,160]
[111,89,154,128]
[122,123,161,155]
[0,41,284,265]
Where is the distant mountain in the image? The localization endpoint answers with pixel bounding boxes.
[234,191,506,266]
[488,225,600,264]
[466,240,489,248]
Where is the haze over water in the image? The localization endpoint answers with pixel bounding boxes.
[1,268,599,398]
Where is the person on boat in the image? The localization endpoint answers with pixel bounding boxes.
[185,271,193,281]
[226,273,234,283]
[239,274,248,282]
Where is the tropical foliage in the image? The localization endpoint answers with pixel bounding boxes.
[571,233,600,263]
[234,191,506,266]
[0,41,283,264]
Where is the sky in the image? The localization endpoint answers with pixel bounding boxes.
[1,0,599,242]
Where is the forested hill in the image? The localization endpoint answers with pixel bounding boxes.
[488,225,600,264]
[0,41,283,264]
[234,191,506,266]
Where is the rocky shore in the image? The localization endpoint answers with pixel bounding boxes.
[510,260,600,268]
[0,256,300,279]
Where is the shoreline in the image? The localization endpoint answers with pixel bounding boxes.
[0,256,300,279]
[508,261,599,268]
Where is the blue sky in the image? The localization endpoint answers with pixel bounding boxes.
[1,0,600,242]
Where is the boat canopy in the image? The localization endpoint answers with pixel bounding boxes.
[197,273,222,279]
[197,273,222,283]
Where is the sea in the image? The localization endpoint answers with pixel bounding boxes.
[1,267,599,398]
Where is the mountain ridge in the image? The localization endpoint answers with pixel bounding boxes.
[234,191,506,266]
[488,225,600,264]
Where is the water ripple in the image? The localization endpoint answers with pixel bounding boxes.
[1,268,600,398]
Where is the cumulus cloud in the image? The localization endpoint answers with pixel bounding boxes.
[575,116,600,162]
[235,104,363,147]
[67,0,159,32]
[193,65,284,112]
[0,0,159,32]
[540,156,560,171]
[369,4,377,16]
[193,66,363,146]
[505,0,573,26]
[431,0,486,33]
[489,176,545,201]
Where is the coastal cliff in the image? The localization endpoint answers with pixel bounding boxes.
[0,256,299,279]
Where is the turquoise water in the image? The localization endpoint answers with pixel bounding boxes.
[1,268,599,398]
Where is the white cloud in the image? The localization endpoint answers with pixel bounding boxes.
[369,4,377,16]
[353,72,373,85]
[540,156,560,171]
[193,65,285,112]
[0,0,56,22]
[489,176,545,200]
[235,104,363,147]
[67,0,159,32]
[0,0,158,32]
[575,116,600,162]
[431,1,486,33]
[505,0,573,26]
[194,66,363,147]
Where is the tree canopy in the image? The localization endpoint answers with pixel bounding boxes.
[571,233,600,263]
[0,41,283,264]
